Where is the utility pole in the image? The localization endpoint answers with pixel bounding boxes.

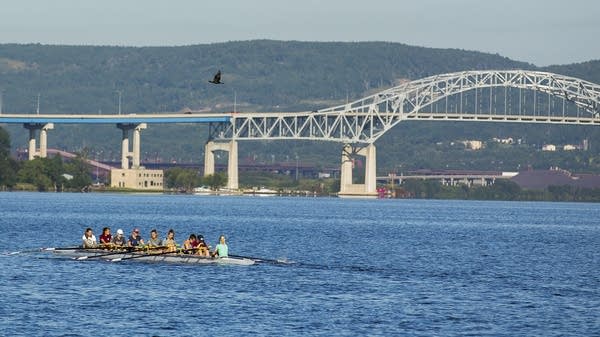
[295,154,299,181]
[116,90,122,115]
[36,93,40,114]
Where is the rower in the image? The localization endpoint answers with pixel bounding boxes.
[161,229,177,252]
[81,228,97,248]
[98,227,112,248]
[128,228,144,247]
[111,229,126,247]
[211,235,228,258]
[183,234,199,253]
[147,229,161,247]
[196,234,210,257]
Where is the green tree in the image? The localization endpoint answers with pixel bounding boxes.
[0,127,18,188]
[164,167,201,191]
[63,154,93,190]
[17,158,58,191]
[202,173,227,191]
[402,179,424,198]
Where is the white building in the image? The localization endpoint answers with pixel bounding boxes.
[110,168,164,190]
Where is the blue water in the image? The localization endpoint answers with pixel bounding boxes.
[0,192,598,336]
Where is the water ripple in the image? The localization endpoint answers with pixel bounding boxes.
[0,193,598,336]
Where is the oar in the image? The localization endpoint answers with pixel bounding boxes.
[228,254,293,265]
[4,248,43,255]
[110,246,194,262]
[76,245,169,260]
[5,246,83,255]
[75,247,132,260]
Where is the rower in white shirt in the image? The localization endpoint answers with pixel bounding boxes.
[81,227,97,248]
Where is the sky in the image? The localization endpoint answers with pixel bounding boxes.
[0,0,598,66]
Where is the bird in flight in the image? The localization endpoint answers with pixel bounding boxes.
[209,70,223,84]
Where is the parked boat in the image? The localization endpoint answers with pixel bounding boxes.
[193,186,213,195]
[243,187,279,196]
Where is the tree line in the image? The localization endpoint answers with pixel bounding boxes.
[0,129,93,191]
[397,179,600,202]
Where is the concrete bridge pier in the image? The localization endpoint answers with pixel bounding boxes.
[117,123,146,169]
[23,123,54,159]
[204,140,239,190]
[338,143,378,197]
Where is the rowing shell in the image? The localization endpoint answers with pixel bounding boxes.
[51,249,255,266]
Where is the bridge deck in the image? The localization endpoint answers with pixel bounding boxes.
[0,113,230,124]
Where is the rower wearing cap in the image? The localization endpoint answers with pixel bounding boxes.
[196,234,210,257]
[128,228,145,247]
[111,229,126,247]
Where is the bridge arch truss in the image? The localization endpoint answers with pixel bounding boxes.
[211,70,600,144]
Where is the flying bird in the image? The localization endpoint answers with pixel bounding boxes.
[209,70,223,84]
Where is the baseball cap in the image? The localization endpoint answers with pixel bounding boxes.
[117,229,124,235]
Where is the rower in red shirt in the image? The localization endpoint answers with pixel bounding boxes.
[183,234,199,253]
[99,227,112,248]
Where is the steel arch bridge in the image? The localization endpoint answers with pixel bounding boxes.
[4,69,599,195]
[209,70,600,144]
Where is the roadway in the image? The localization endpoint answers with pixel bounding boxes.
[0,113,230,124]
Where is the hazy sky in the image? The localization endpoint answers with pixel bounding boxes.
[0,0,597,66]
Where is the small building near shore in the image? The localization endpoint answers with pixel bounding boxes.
[110,168,164,190]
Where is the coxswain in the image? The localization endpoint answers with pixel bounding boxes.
[211,235,228,258]
[81,228,97,248]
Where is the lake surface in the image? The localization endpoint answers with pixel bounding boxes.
[0,192,598,336]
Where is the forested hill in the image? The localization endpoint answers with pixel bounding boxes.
[1,41,599,173]
[0,40,535,113]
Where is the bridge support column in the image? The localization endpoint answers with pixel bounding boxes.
[338,143,377,198]
[227,140,238,190]
[119,125,131,169]
[23,123,54,159]
[117,123,146,170]
[204,140,239,190]
[340,145,353,189]
[204,143,215,177]
[27,127,36,160]
[132,123,146,168]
